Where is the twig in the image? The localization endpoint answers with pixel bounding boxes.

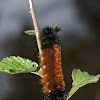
[29,0,41,54]
[31,72,42,77]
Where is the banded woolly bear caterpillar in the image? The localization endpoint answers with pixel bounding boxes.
[29,0,66,100]
[39,26,66,100]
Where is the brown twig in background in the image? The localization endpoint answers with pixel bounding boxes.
[29,0,41,54]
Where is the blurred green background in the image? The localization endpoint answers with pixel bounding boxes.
[0,0,100,100]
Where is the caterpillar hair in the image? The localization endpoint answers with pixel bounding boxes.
[39,26,66,100]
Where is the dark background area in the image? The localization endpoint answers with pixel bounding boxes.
[0,0,100,100]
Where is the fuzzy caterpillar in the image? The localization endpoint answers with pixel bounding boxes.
[39,26,66,100]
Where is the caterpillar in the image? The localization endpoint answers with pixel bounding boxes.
[39,26,66,100]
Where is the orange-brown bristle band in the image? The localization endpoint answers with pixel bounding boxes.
[40,44,65,93]
[39,26,60,50]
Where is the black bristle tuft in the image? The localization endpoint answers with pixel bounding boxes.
[39,26,60,50]
[45,89,67,100]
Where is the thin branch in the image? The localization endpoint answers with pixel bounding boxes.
[29,0,41,54]
[31,72,42,77]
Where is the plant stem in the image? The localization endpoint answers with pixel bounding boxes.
[29,0,41,54]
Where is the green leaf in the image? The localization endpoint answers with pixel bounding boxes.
[24,30,35,35]
[55,25,62,32]
[0,56,40,75]
[66,69,100,100]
